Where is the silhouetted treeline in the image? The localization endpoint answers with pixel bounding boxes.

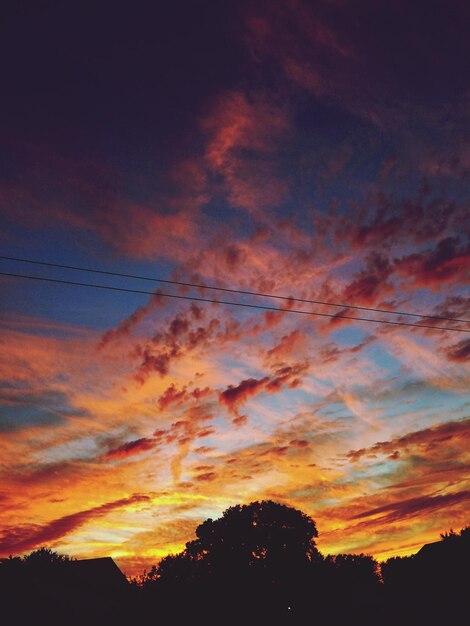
[1,502,468,626]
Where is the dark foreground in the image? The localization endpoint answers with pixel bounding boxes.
[1,501,468,625]
[2,537,467,626]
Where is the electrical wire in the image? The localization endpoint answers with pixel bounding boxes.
[1,255,468,324]
[1,271,469,333]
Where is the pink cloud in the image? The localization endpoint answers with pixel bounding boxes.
[219,361,309,416]
[201,90,289,213]
[219,377,270,415]
[443,339,470,363]
[342,252,393,305]
[346,419,470,463]
[267,330,306,362]
[394,237,470,289]
[103,437,157,461]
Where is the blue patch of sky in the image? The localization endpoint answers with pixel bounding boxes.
[253,389,311,424]
[317,402,350,420]
[283,103,399,215]
[0,389,89,433]
[366,342,403,376]
[347,459,399,484]
[35,435,102,464]
[330,326,369,347]
[0,235,179,330]
[0,403,64,433]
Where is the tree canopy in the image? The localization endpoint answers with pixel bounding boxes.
[156,500,320,585]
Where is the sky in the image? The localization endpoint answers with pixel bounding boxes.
[0,0,469,576]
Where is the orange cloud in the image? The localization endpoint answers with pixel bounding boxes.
[194,472,217,482]
[0,494,150,556]
[157,383,212,411]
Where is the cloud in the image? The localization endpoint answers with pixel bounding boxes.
[0,387,91,433]
[352,490,470,524]
[1,145,206,262]
[157,383,212,411]
[346,419,470,463]
[103,437,157,461]
[151,408,218,483]
[8,461,81,487]
[265,362,308,392]
[319,336,375,364]
[244,0,469,126]
[219,377,270,414]
[134,348,174,382]
[0,494,150,556]
[349,193,467,253]
[266,330,306,362]
[194,446,213,454]
[194,471,217,482]
[261,445,289,457]
[290,439,309,448]
[157,383,189,410]
[432,296,470,322]
[132,303,291,384]
[201,90,289,213]
[99,294,166,348]
[219,362,308,417]
[117,517,202,574]
[342,252,393,306]
[394,237,470,289]
[0,394,63,434]
[443,339,470,362]
[131,306,222,384]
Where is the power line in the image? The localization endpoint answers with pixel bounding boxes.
[1,271,469,333]
[1,255,468,324]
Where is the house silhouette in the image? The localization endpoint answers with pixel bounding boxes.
[41,557,131,626]
[67,557,128,593]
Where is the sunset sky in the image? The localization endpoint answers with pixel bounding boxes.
[0,0,469,576]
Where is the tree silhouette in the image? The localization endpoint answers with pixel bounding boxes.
[325,552,380,586]
[194,500,318,566]
[23,547,73,570]
[145,500,322,621]
[156,500,320,584]
[381,554,414,589]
